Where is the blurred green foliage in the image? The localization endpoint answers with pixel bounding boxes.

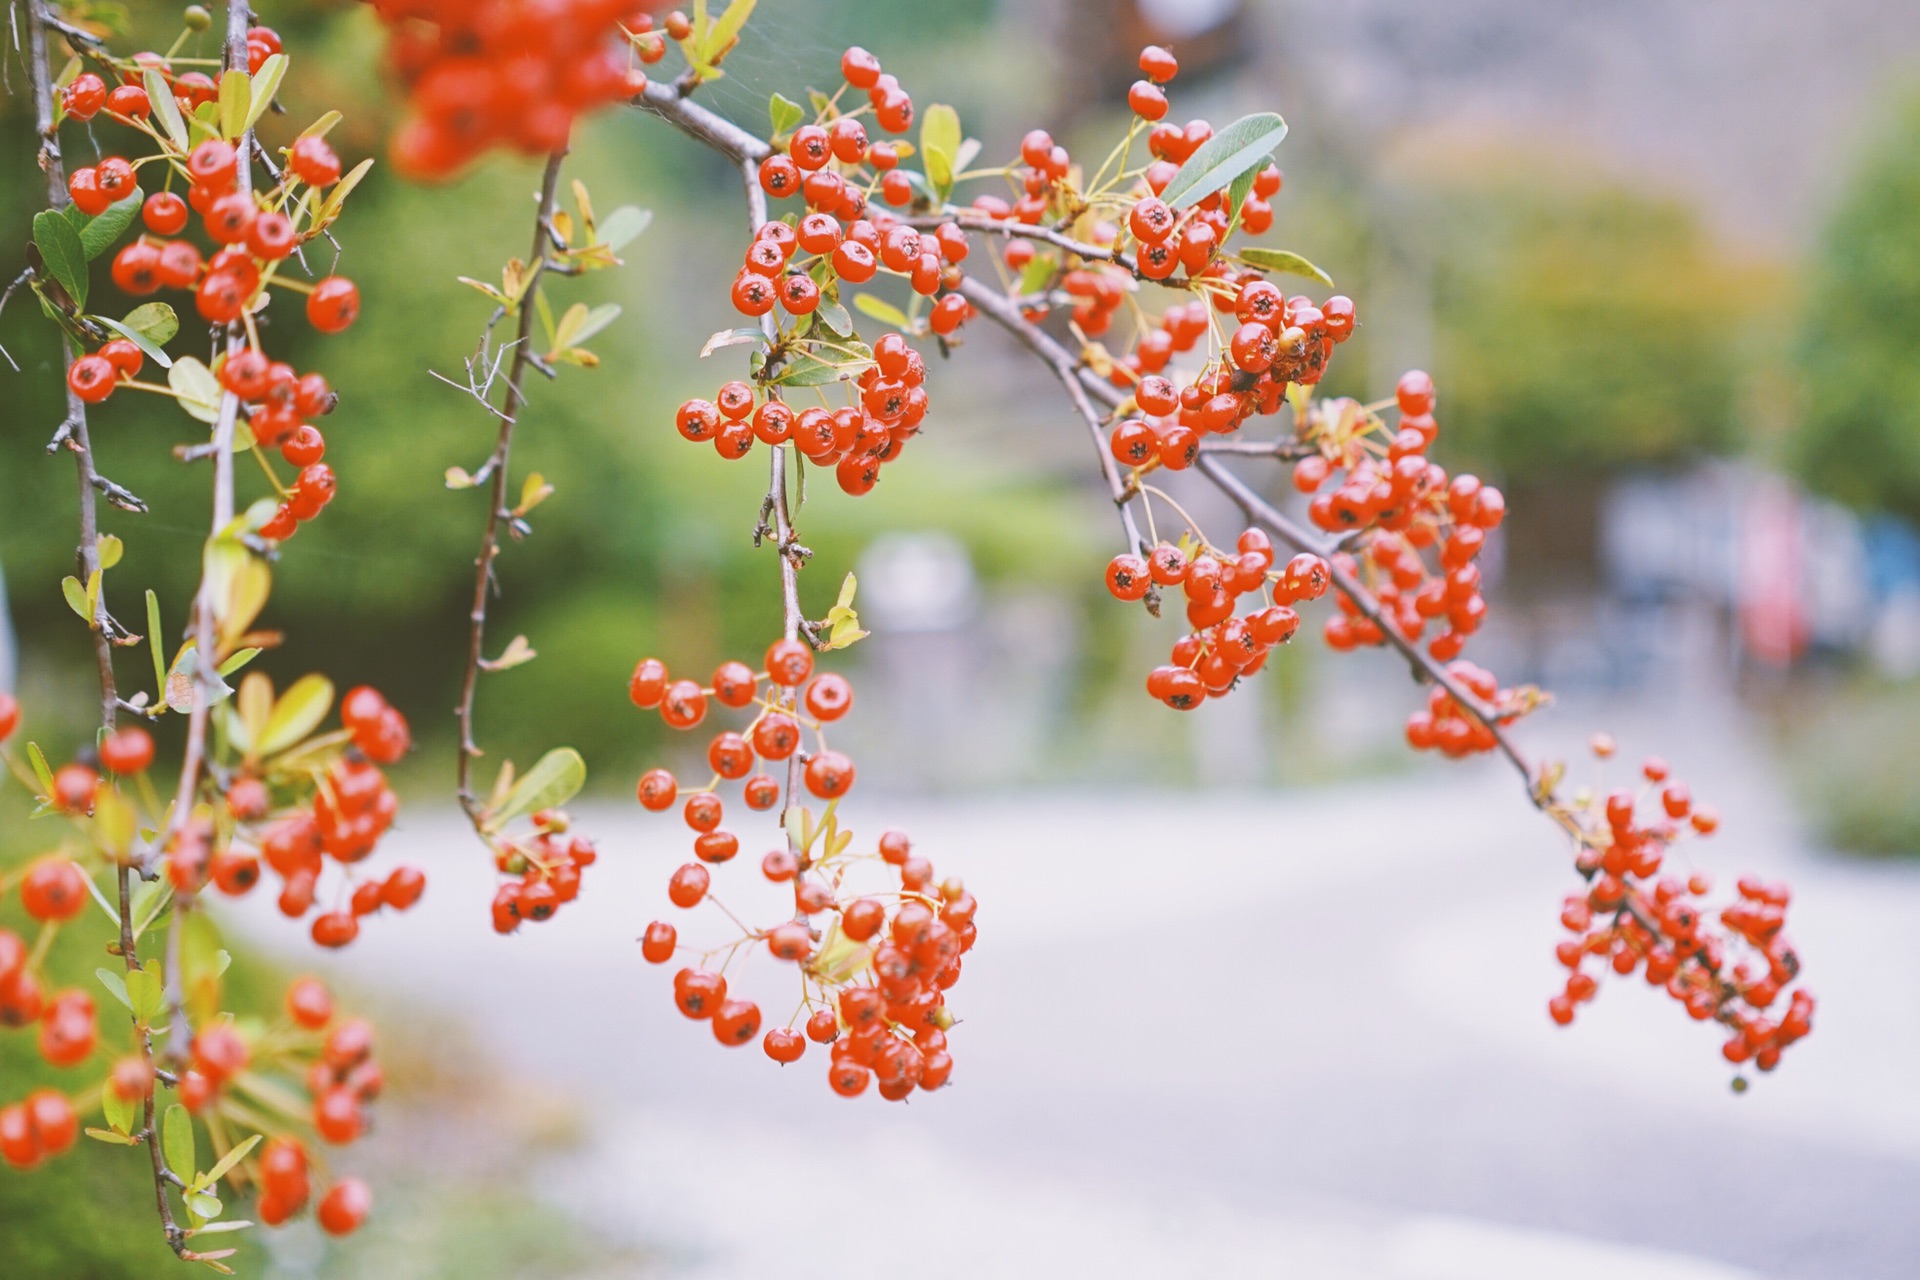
[0,0,1098,793]
[1792,81,1920,523]
[1784,676,1920,857]
[1403,155,1768,481]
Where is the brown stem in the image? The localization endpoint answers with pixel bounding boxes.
[907,208,1138,275]
[956,276,1145,551]
[27,0,119,731]
[27,0,187,1258]
[454,148,568,821]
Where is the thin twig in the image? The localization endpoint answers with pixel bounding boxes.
[956,276,1145,551]
[906,208,1138,275]
[454,149,568,820]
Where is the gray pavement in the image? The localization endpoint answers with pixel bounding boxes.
[230,692,1920,1279]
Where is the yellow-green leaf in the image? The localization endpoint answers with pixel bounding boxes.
[217,69,250,140]
[62,575,92,624]
[242,54,285,133]
[168,357,222,424]
[492,748,586,827]
[298,109,342,141]
[101,1079,138,1135]
[1236,246,1333,287]
[97,534,125,570]
[920,103,961,195]
[163,1104,195,1179]
[259,674,333,757]
[145,69,188,149]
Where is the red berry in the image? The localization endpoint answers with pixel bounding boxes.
[317,1179,371,1236]
[307,277,360,333]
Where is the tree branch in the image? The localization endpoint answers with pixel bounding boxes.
[956,276,1145,551]
[453,148,568,821]
[27,0,120,732]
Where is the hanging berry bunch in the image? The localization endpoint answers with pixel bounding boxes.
[618,21,1816,1088]
[628,629,970,1100]
[4,1,401,1258]
[361,0,656,178]
[1542,742,1813,1080]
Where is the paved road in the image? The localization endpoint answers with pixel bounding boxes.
[230,693,1920,1279]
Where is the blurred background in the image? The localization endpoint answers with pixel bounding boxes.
[3,0,1919,1277]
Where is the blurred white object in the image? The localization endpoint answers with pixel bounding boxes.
[1140,0,1240,38]
[1871,590,1920,679]
[856,532,978,634]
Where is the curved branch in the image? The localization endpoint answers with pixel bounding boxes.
[955,276,1145,551]
[629,81,770,163]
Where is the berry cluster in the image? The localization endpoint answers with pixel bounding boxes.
[1547,744,1813,1077]
[1403,661,1538,758]
[243,688,424,949]
[57,22,282,134]
[90,131,358,329]
[362,0,652,178]
[675,325,935,496]
[54,41,362,548]
[485,808,600,934]
[177,979,377,1235]
[0,1085,77,1172]
[630,640,970,1100]
[1107,534,1326,708]
[10,4,412,1252]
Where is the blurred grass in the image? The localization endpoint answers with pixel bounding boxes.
[1781,676,1920,857]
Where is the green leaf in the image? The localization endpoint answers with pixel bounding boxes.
[96,967,132,1012]
[126,962,165,1024]
[147,591,167,696]
[217,648,260,678]
[1018,248,1058,297]
[597,205,651,251]
[1223,164,1258,233]
[97,534,124,571]
[78,191,143,261]
[218,69,250,140]
[87,1127,141,1146]
[1236,247,1333,287]
[700,326,768,357]
[163,1104,195,1180]
[243,54,286,133]
[26,742,56,795]
[852,293,912,331]
[33,209,87,309]
[1159,111,1288,211]
[101,1081,139,1135]
[919,103,961,197]
[772,347,872,387]
[257,673,332,757]
[493,747,587,827]
[559,302,622,352]
[145,69,188,150]
[97,303,178,369]
[62,575,93,624]
[202,1133,260,1187]
[701,0,755,61]
[768,92,804,139]
[811,297,852,338]
[187,1189,222,1221]
[131,883,172,943]
[168,356,223,424]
